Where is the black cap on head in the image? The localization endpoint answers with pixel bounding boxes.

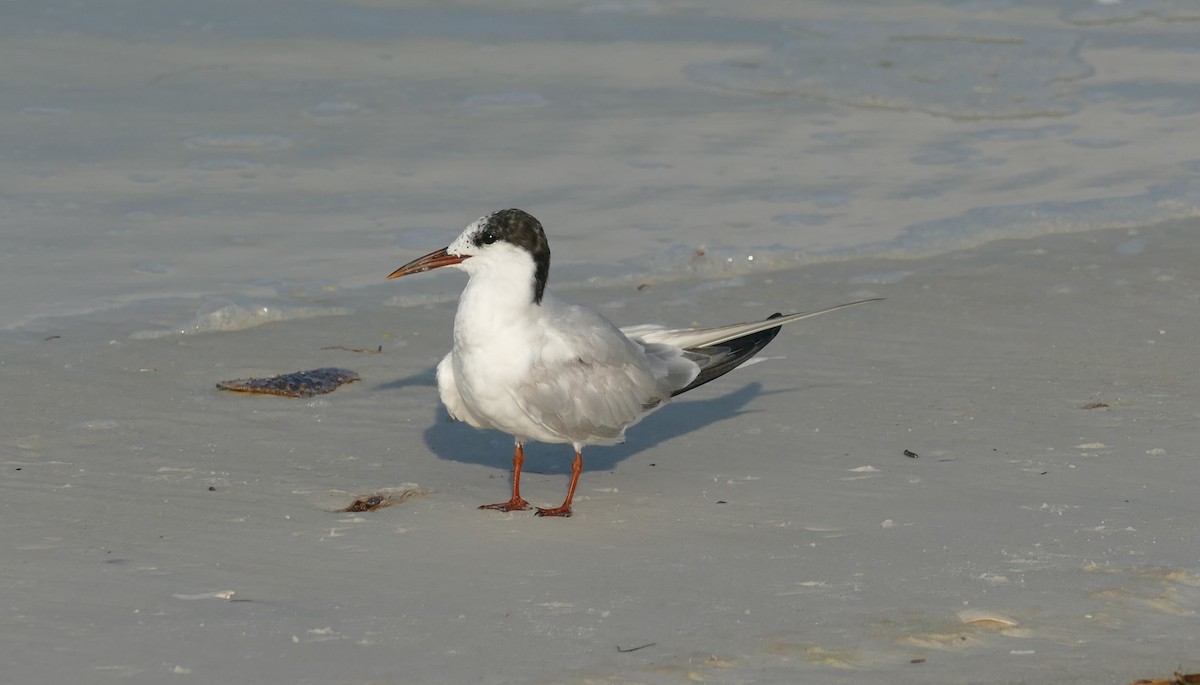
[476,209,551,305]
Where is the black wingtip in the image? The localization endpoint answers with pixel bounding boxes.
[670,315,784,398]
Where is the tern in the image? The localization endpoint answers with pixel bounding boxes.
[387,209,879,517]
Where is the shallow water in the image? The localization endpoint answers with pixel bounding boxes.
[3,0,1200,336]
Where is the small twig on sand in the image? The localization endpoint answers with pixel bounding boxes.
[322,345,383,354]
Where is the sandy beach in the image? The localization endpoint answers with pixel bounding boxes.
[5,218,1199,684]
[3,1,1200,683]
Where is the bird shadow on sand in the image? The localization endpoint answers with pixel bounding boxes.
[408,381,795,474]
[375,367,438,391]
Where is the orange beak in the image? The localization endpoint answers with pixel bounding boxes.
[386,247,467,279]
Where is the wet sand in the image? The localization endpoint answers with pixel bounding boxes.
[4,218,1198,684]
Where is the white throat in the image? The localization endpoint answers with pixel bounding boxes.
[452,244,542,352]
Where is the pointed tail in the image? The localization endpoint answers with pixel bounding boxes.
[669,298,882,397]
[671,313,785,397]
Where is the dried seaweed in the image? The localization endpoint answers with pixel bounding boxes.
[217,367,360,398]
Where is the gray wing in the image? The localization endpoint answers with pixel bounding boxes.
[511,357,665,444]
[509,302,698,445]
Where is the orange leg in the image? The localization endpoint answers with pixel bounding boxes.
[479,442,530,512]
[535,450,583,518]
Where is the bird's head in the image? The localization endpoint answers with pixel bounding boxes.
[387,208,551,304]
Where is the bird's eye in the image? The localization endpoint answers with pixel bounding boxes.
[480,231,498,245]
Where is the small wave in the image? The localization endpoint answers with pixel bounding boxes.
[131,300,351,339]
[384,293,459,308]
[19,106,71,116]
[183,134,295,150]
[303,101,367,118]
[462,91,548,107]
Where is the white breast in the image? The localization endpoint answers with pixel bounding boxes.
[441,255,563,443]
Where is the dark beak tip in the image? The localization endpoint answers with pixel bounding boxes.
[385,267,411,280]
